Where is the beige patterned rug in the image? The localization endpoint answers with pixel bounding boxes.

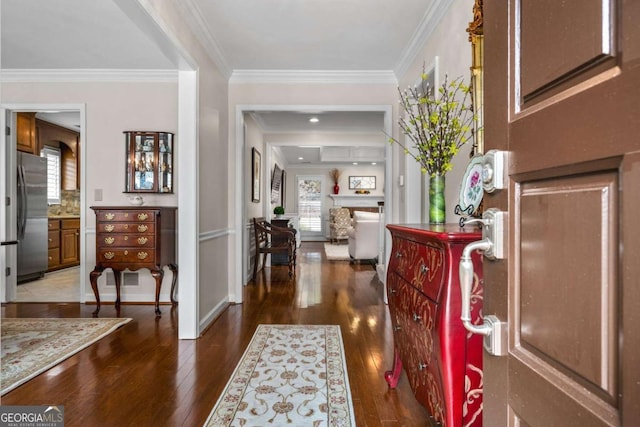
[1,317,131,395]
[204,324,355,426]
[324,243,351,261]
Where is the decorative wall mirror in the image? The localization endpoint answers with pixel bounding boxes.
[467,0,484,156]
[124,131,174,193]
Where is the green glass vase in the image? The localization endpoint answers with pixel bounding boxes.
[429,174,446,224]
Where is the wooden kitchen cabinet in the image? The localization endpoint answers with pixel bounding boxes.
[90,206,177,316]
[385,224,484,427]
[16,112,37,154]
[47,218,80,271]
[48,219,61,269]
[60,219,80,265]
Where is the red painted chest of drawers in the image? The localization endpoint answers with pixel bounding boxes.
[385,224,484,427]
[90,206,177,317]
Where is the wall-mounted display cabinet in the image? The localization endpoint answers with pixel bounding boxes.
[124,131,173,193]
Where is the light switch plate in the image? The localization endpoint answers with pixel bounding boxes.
[94,188,103,201]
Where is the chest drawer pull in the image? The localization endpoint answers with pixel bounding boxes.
[124,236,128,241]
[395,251,402,258]
[104,225,115,232]
[137,213,149,221]
[420,264,429,274]
[104,237,115,245]
[390,288,397,294]
[103,252,115,260]
[137,237,148,245]
[413,313,422,322]
[138,225,148,232]
[105,213,115,220]
[137,251,149,260]
[418,362,428,371]
[393,325,402,332]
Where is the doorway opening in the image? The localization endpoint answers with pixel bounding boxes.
[2,106,86,304]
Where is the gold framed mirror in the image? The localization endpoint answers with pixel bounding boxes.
[467,0,484,156]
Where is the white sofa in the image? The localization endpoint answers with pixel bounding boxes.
[347,210,382,261]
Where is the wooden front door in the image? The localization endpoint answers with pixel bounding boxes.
[482,1,640,425]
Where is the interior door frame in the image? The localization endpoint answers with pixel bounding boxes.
[0,103,86,303]
[234,104,394,302]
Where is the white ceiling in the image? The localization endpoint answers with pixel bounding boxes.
[1,0,445,165]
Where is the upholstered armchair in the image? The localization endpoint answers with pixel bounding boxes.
[329,208,352,243]
[347,210,381,261]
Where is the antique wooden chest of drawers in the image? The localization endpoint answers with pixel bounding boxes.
[385,224,484,427]
[90,206,177,316]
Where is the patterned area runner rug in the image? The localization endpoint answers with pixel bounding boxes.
[324,243,351,261]
[1,317,131,395]
[204,324,355,427]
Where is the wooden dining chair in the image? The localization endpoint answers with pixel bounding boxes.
[252,217,297,280]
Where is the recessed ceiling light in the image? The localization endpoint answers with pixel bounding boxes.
[309,117,319,123]
[353,162,358,165]
[298,157,304,160]
[371,162,377,165]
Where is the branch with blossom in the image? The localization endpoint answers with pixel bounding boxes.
[388,69,476,177]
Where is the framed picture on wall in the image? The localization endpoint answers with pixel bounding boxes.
[252,148,261,203]
[271,163,282,204]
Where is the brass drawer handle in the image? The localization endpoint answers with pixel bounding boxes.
[105,213,115,221]
[124,236,129,241]
[137,213,148,221]
[138,225,148,232]
[137,252,148,260]
[124,224,129,230]
[104,237,115,245]
[137,237,148,245]
[104,225,115,232]
[124,250,129,255]
[103,252,115,260]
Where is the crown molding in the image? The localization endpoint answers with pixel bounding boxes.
[394,0,455,79]
[229,70,398,85]
[176,0,232,79]
[0,69,179,83]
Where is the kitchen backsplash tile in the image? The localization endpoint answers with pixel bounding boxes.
[48,190,80,216]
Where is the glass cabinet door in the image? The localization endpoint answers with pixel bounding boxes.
[124,131,174,193]
[157,133,172,193]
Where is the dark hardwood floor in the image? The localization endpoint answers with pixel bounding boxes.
[1,242,431,426]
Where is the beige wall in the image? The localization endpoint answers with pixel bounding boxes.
[141,0,231,329]
[396,0,475,223]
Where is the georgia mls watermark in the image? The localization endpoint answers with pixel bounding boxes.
[0,406,64,427]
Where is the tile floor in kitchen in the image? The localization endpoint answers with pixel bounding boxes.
[16,267,80,302]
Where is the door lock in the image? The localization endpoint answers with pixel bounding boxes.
[482,149,508,193]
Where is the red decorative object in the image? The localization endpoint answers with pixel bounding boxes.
[333,183,340,194]
[385,224,484,427]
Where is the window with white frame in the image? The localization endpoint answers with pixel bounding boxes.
[41,146,61,205]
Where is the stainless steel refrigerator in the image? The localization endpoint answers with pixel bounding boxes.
[17,152,48,283]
